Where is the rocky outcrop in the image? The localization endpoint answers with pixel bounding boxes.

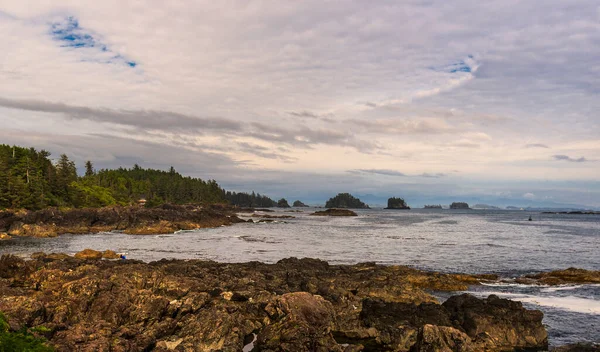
[74,248,103,259]
[0,256,550,352]
[515,267,600,285]
[310,209,358,216]
[552,343,600,351]
[442,293,547,351]
[385,197,410,210]
[277,198,291,208]
[293,200,309,207]
[0,204,245,237]
[325,193,369,209]
[450,202,470,209]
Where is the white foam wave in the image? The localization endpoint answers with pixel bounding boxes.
[473,291,600,314]
[481,282,547,289]
[540,284,600,293]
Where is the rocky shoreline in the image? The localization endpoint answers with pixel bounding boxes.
[1,255,597,351]
[0,204,245,238]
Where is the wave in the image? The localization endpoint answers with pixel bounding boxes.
[472,291,600,315]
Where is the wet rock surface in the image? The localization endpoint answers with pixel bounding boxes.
[310,209,358,216]
[0,255,551,351]
[0,204,245,237]
[515,267,600,285]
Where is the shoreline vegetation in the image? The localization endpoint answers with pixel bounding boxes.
[0,254,597,351]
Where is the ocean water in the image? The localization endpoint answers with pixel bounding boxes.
[1,208,599,346]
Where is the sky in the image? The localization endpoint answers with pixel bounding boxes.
[1,1,599,208]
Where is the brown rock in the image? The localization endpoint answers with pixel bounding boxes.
[521,267,600,285]
[413,324,475,352]
[443,294,548,351]
[0,232,11,240]
[310,209,358,216]
[74,249,103,260]
[255,292,343,351]
[102,250,120,259]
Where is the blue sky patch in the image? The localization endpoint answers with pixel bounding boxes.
[431,56,476,74]
[49,16,137,68]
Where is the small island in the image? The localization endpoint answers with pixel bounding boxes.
[424,204,442,209]
[450,202,470,209]
[325,193,369,209]
[292,200,309,207]
[310,208,358,216]
[385,197,410,209]
[277,198,291,208]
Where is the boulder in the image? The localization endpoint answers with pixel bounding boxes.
[0,232,11,240]
[255,292,343,351]
[102,250,120,259]
[442,294,548,351]
[413,324,475,352]
[74,249,103,260]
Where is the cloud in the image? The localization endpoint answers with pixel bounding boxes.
[553,155,588,162]
[1,1,600,207]
[353,169,407,177]
[525,143,550,149]
[420,173,447,178]
[523,192,536,200]
[0,96,379,152]
[287,110,336,123]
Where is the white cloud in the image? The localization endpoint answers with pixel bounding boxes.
[0,0,599,206]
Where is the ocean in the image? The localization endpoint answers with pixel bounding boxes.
[1,208,598,346]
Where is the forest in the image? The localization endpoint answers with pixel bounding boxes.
[0,144,276,210]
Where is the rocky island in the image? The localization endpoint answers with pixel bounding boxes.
[0,254,567,352]
[449,202,470,209]
[325,193,370,209]
[292,200,309,207]
[424,205,443,209]
[277,198,291,208]
[385,197,410,209]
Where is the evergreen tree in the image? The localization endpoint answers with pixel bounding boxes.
[84,160,95,177]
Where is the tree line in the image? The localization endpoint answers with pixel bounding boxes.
[0,144,277,210]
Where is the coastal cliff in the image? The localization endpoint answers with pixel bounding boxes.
[0,255,552,352]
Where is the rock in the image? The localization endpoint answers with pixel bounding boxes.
[0,205,245,238]
[0,232,11,240]
[385,197,410,210]
[413,324,475,352]
[277,198,291,208]
[449,202,470,209]
[552,343,600,351]
[255,292,343,351]
[293,200,309,207]
[102,250,120,259]
[442,294,548,351]
[74,249,103,260]
[518,267,600,285]
[310,209,358,216]
[0,257,560,352]
[252,214,295,219]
